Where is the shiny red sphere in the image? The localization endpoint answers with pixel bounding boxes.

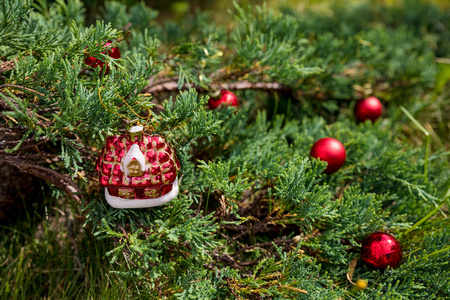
[354,96,383,122]
[84,41,121,74]
[310,138,346,173]
[208,90,239,109]
[361,232,402,270]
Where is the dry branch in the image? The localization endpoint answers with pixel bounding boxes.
[142,79,290,94]
[0,152,82,203]
[0,84,45,97]
[0,59,15,73]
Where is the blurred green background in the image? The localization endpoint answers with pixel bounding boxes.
[79,0,450,25]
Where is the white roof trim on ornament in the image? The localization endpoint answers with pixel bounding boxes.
[121,143,148,176]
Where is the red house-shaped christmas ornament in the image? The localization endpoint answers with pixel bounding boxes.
[96,126,180,209]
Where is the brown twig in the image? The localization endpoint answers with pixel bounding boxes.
[116,30,132,44]
[0,84,45,97]
[0,136,49,151]
[0,59,15,73]
[142,79,289,94]
[147,76,179,88]
[235,238,294,254]
[0,152,82,203]
[435,57,450,64]
[210,252,258,271]
[221,222,297,235]
[117,224,130,240]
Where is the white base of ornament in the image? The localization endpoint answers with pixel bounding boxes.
[104,177,179,209]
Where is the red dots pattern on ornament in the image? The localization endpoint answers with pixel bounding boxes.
[96,134,180,200]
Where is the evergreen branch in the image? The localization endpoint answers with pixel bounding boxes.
[225,277,242,300]
[0,93,52,127]
[0,84,45,97]
[142,79,289,94]
[0,152,82,203]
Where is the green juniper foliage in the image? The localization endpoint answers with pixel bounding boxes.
[1,0,449,299]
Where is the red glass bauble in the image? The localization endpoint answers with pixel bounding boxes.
[361,232,402,270]
[310,138,346,174]
[208,90,239,109]
[84,40,121,74]
[354,96,383,122]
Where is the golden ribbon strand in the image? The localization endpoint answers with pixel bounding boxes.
[98,87,152,125]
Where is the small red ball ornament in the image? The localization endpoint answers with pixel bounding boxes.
[208,90,239,109]
[354,96,383,122]
[361,232,402,270]
[84,40,121,74]
[310,138,346,174]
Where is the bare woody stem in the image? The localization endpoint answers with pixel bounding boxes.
[0,84,45,97]
[0,59,15,73]
[0,152,82,203]
[142,80,290,94]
